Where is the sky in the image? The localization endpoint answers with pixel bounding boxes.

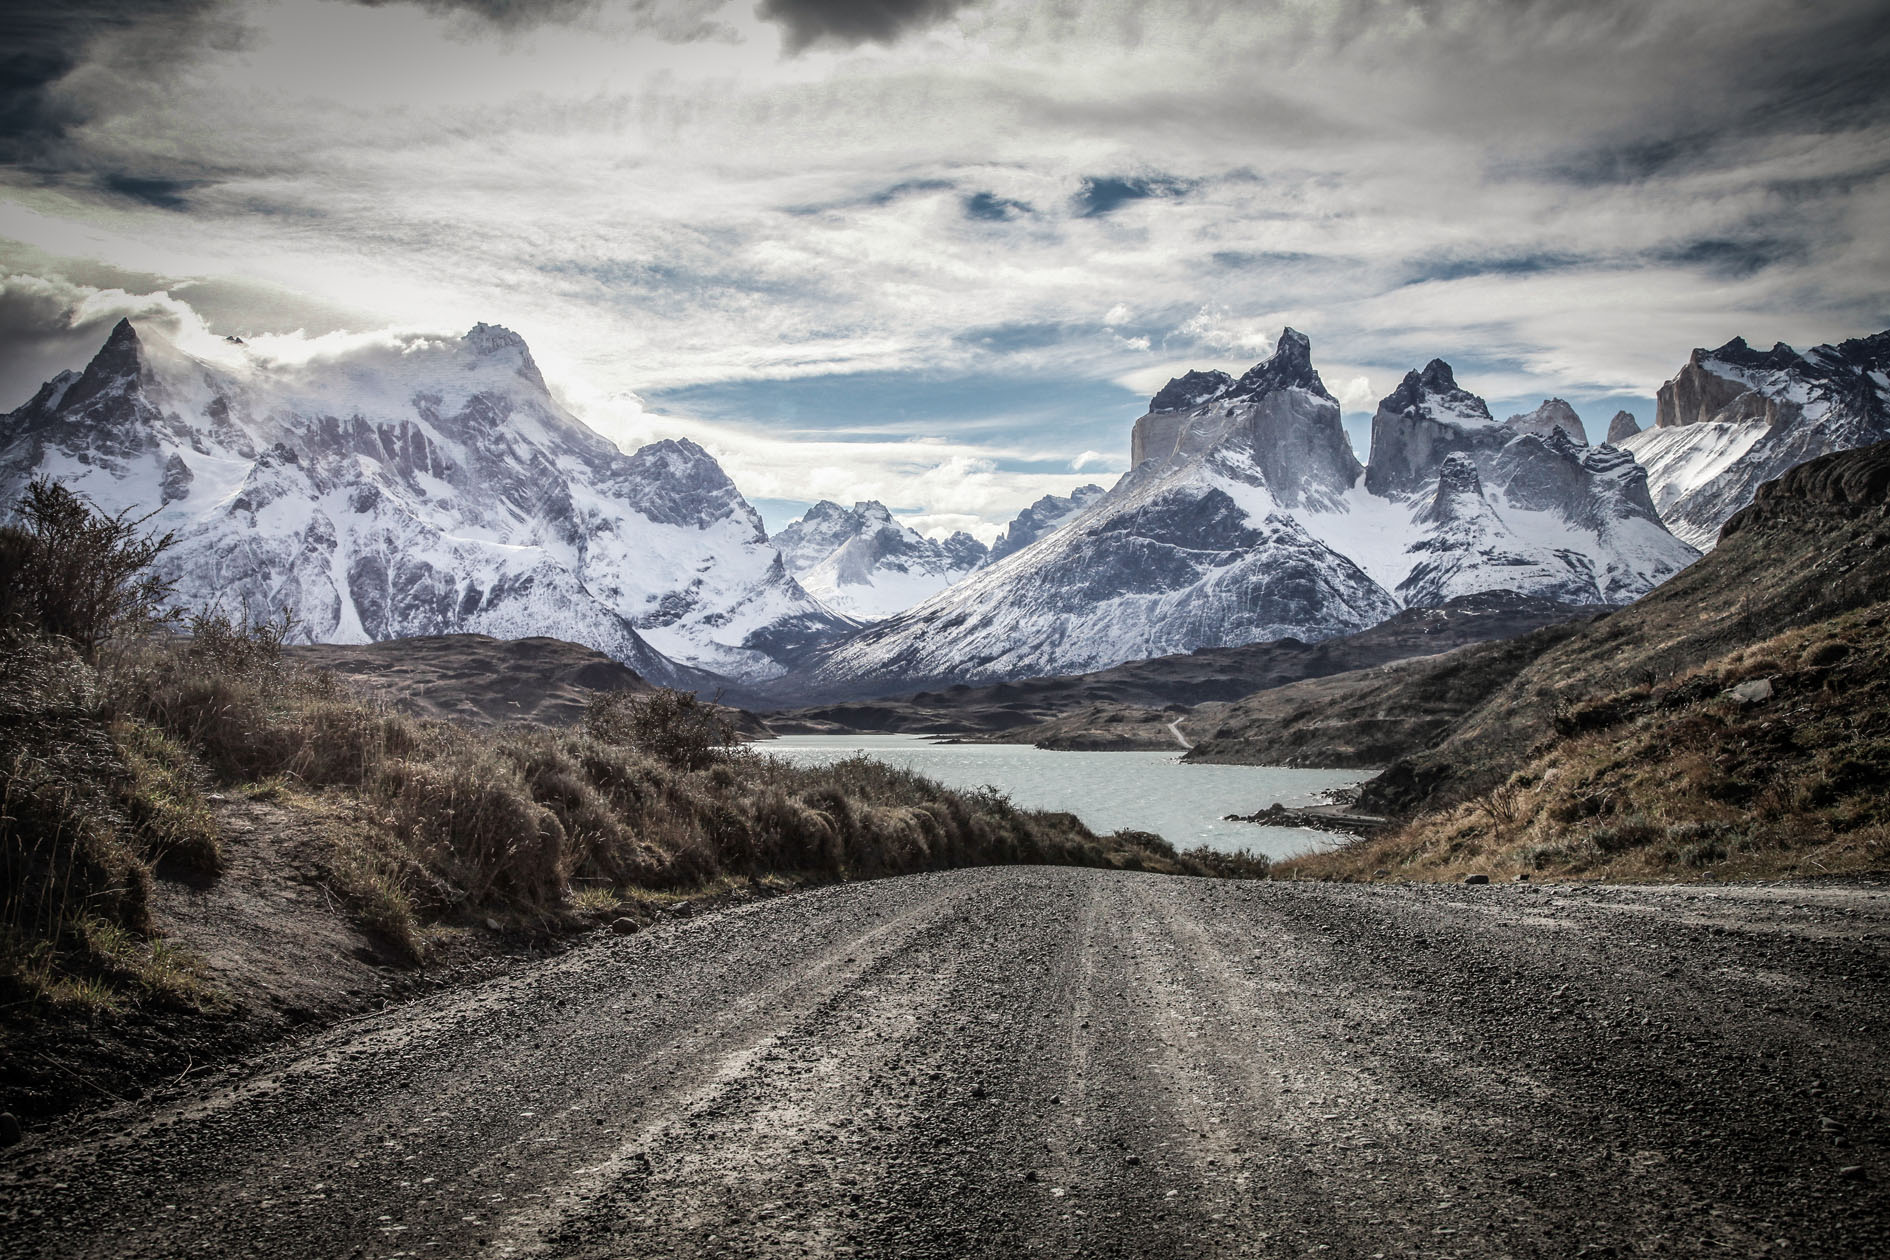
[1,0,1886,540]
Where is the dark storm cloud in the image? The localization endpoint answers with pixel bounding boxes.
[756,0,977,52]
[1652,238,1809,281]
[1525,1,1890,189]
[0,0,223,169]
[351,0,600,30]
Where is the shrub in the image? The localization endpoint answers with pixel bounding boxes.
[0,638,153,994]
[1584,814,1664,855]
[0,479,181,659]
[586,687,734,771]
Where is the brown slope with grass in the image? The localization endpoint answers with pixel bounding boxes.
[5,624,1243,1124]
[283,634,654,727]
[1298,440,1890,881]
[1176,617,1596,767]
[285,634,773,734]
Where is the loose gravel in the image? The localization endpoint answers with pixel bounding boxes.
[3,869,1887,1257]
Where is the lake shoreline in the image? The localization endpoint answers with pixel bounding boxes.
[761,734,1364,859]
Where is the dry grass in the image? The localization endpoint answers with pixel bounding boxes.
[5,618,1261,1005]
[1294,602,1890,882]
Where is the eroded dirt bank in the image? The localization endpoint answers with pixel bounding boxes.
[4,869,1887,1258]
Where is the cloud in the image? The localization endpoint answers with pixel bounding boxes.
[0,273,217,407]
[0,0,227,171]
[1332,374,1376,410]
[353,0,601,31]
[756,0,978,53]
[1,0,1887,533]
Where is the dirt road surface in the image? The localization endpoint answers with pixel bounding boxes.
[5,868,1888,1258]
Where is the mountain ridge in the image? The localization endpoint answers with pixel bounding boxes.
[780,329,1696,702]
[0,319,852,685]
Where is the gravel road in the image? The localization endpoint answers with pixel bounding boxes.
[5,868,1888,1258]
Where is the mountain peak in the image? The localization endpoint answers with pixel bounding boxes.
[1418,358,1458,393]
[462,322,547,391]
[1420,452,1488,525]
[1706,334,1800,374]
[1230,326,1329,401]
[1380,358,1491,425]
[1506,398,1588,445]
[1149,369,1233,413]
[1606,410,1642,443]
[51,316,153,415]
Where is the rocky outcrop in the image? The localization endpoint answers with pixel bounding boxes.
[1607,410,1642,443]
[1720,438,1890,538]
[1626,331,1890,547]
[1505,399,1588,445]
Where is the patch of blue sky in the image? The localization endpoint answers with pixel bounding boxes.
[644,369,1149,453]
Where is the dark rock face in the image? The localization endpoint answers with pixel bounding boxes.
[0,321,850,685]
[987,485,1106,564]
[1363,360,1505,498]
[1721,438,1890,538]
[1228,327,1322,399]
[1607,410,1642,443]
[1149,370,1233,413]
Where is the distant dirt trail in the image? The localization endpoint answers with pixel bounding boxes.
[1166,714,1192,749]
[4,870,1889,1258]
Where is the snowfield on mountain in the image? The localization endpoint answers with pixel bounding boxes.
[772,499,987,621]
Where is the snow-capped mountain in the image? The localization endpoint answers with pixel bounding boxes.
[0,319,852,683]
[1621,332,1890,548]
[791,331,1697,698]
[986,484,1106,565]
[772,500,987,621]
[1362,360,1694,607]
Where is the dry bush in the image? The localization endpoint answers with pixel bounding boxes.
[0,479,181,658]
[0,638,160,1003]
[586,687,734,771]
